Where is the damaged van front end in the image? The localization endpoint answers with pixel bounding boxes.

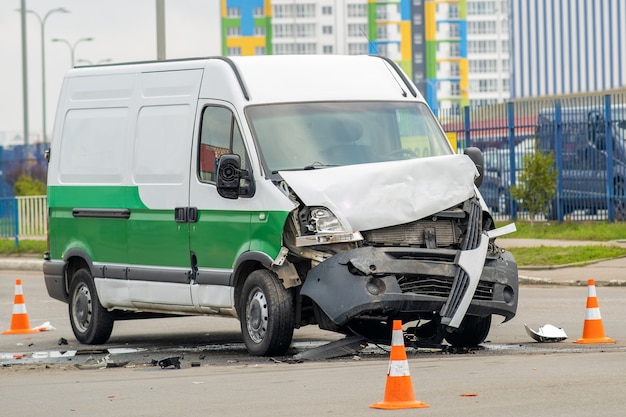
[273,154,518,347]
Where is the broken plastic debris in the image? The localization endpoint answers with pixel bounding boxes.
[524,324,568,342]
[32,322,56,332]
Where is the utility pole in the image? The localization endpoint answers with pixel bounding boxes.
[156,0,166,60]
[19,0,30,176]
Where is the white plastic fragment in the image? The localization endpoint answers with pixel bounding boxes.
[524,324,568,342]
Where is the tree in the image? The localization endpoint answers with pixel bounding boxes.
[510,146,557,226]
[13,174,46,196]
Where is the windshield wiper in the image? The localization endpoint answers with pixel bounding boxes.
[303,162,338,170]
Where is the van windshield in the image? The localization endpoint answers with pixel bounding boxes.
[246,102,452,173]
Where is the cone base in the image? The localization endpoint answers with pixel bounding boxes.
[2,328,41,335]
[370,400,429,410]
[574,337,615,344]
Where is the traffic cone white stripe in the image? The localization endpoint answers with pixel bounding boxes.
[391,328,404,346]
[585,307,602,320]
[388,360,411,377]
[12,304,27,314]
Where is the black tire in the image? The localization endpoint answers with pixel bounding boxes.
[68,269,114,344]
[444,315,492,347]
[239,269,295,356]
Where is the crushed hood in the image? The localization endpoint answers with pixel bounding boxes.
[279,154,478,232]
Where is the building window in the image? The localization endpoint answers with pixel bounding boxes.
[348,42,369,55]
[227,27,241,37]
[227,47,241,56]
[323,45,333,54]
[376,5,388,20]
[348,24,367,37]
[254,47,266,55]
[347,4,367,17]
[322,6,332,15]
[377,25,388,40]
[450,82,460,96]
[253,7,264,17]
[254,26,265,36]
[322,25,333,35]
[227,7,240,18]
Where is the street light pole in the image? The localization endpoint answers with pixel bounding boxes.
[25,7,69,147]
[51,37,94,67]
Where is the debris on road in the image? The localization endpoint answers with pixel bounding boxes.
[525,324,568,342]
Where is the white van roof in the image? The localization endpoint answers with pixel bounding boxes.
[66,55,424,105]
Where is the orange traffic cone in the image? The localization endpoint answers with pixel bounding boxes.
[370,320,429,410]
[2,279,41,335]
[575,279,614,344]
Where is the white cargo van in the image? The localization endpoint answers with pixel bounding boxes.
[44,55,518,356]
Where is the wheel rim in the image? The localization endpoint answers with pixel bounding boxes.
[72,283,92,333]
[245,288,268,344]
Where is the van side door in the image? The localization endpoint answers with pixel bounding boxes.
[126,69,203,309]
[188,103,252,311]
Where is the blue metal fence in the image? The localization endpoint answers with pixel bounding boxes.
[0,197,19,245]
[439,92,626,222]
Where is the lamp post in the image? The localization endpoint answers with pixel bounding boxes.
[51,37,94,67]
[24,7,69,146]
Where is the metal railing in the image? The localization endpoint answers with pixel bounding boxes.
[439,92,626,222]
[17,195,47,240]
[0,195,47,243]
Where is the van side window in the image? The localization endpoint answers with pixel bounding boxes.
[199,106,247,183]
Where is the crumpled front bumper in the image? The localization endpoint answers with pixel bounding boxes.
[300,238,518,329]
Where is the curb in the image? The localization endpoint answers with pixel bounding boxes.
[519,275,626,287]
[0,258,43,271]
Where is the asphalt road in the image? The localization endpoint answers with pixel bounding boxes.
[1,269,626,417]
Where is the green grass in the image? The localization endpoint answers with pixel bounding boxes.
[0,239,46,256]
[502,220,626,241]
[500,221,626,266]
[507,245,626,267]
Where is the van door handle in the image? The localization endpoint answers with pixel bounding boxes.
[175,207,188,223]
[174,207,198,223]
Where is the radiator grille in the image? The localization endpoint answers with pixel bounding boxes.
[362,218,461,247]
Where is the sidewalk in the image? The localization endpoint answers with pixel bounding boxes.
[1,239,625,286]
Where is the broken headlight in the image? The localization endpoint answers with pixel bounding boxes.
[296,206,363,247]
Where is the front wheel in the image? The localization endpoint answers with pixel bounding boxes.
[239,269,295,356]
[69,269,114,344]
[444,315,491,347]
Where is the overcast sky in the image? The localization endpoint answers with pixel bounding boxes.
[1,0,221,143]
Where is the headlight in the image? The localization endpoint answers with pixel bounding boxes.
[310,207,344,233]
[295,206,363,247]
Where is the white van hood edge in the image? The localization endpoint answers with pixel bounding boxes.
[279,154,478,232]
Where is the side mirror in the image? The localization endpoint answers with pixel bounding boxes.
[217,154,241,199]
[464,147,484,188]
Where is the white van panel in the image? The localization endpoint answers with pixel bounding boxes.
[133,105,191,185]
[141,69,203,98]
[69,73,136,102]
[58,107,129,184]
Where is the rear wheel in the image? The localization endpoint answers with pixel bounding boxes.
[445,315,491,347]
[239,269,295,356]
[69,269,114,344]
